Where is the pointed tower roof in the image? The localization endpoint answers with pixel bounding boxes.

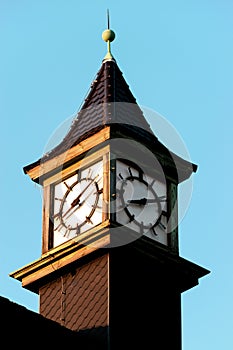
[23,24,197,183]
[43,58,153,160]
[38,48,154,161]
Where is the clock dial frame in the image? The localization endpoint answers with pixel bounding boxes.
[115,159,168,245]
[51,160,103,247]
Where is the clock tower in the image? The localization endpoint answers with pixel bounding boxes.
[10,23,209,349]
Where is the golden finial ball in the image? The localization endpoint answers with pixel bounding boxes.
[102,29,115,42]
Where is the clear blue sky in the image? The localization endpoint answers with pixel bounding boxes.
[1,1,232,349]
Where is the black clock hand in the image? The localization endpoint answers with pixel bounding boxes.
[62,204,78,220]
[63,200,85,221]
[64,184,101,221]
[128,198,147,205]
[128,197,166,205]
[70,175,99,207]
[62,176,99,219]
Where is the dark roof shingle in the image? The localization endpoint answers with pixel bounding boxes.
[23,57,197,184]
[40,59,154,161]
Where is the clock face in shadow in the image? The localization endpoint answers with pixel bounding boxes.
[52,160,103,247]
[115,160,168,245]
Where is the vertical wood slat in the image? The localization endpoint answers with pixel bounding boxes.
[167,181,179,253]
[42,184,51,254]
[103,152,110,222]
[109,155,117,223]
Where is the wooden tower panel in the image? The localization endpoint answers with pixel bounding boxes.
[39,253,109,341]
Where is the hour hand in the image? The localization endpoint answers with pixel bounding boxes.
[127,198,147,205]
[62,197,81,219]
[70,196,80,208]
[127,197,163,205]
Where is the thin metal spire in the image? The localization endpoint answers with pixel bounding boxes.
[107,8,110,29]
[102,9,116,61]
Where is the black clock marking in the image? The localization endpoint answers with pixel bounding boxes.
[53,176,102,237]
[63,226,72,238]
[128,167,133,178]
[128,213,135,223]
[85,216,93,225]
[64,181,72,191]
[150,223,157,236]
[118,173,127,186]
[158,221,166,230]
[118,172,167,234]
[151,210,168,236]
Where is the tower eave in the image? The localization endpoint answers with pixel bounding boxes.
[9,227,210,294]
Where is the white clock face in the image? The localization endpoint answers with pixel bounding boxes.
[115,160,168,245]
[52,160,103,247]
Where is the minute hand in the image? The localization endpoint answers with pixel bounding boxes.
[62,175,98,219]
